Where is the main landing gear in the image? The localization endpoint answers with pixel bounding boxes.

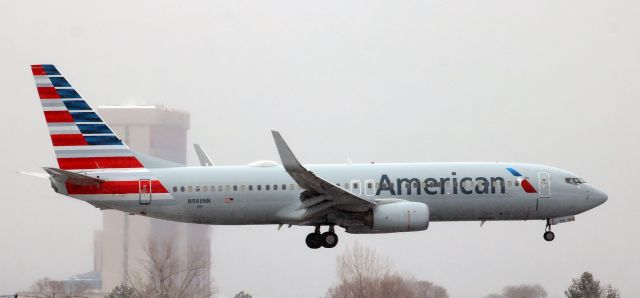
[306,225,339,249]
[543,219,555,241]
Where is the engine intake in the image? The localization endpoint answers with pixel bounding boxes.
[364,201,429,232]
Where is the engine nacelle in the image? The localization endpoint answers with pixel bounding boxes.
[364,201,429,232]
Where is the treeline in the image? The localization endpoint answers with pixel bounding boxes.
[21,241,621,298]
[325,243,621,298]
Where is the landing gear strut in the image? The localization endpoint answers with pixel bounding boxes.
[306,225,339,249]
[543,219,555,241]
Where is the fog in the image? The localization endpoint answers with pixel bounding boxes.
[1,0,639,297]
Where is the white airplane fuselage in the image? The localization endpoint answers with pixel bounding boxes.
[58,162,607,230]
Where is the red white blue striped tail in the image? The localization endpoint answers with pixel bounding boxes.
[32,64,144,170]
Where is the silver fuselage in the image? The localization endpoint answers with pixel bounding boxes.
[60,162,608,228]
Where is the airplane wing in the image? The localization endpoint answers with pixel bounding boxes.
[193,144,214,166]
[271,131,376,219]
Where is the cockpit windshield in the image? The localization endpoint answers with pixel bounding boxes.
[565,177,586,185]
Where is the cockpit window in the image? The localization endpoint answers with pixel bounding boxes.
[565,178,586,185]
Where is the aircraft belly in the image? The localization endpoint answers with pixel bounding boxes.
[424,196,537,221]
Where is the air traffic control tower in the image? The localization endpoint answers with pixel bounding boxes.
[95,106,211,293]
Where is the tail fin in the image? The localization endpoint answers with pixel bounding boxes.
[31,64,145,170]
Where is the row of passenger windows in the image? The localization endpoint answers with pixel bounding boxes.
[172,179,525,193]
[173,184,300,193]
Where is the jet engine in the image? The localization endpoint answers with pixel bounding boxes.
[362,201,429,233]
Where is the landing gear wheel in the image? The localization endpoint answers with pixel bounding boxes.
[321,232,339,248]
[543,219,555,242]
[305,233,322,249]
[543,231,555,241]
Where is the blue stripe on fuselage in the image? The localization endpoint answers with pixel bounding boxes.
[506,167,522,176]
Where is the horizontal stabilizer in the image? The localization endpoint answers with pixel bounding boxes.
[42,167,104,186]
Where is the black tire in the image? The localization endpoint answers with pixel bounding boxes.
[321,232,339,248]
[305,233,322,249]
[543,231,555,241]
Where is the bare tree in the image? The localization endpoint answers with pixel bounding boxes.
[127,236,214,298]
[407,280,449,298]
[105,284,138,298]
[330,242,391,298]
[30,277,90,298]
[485,284,547,298]
[328,243,449,298]
[31,278,64,298]
[233,291,253,298]
[503,284,547,298]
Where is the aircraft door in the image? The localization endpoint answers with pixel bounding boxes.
[538,172,550,198]
[139,179,152,204]
[364,179,376,196]
[350,180,362,196]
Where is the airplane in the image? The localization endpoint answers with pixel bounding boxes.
[27,64,608,249]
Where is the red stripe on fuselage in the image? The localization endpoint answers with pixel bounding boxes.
[57,156,144,170]
[66,180,168,195]
[521,179,537,193]
[37,87,60,99]
[44,111,74,123]
[51,134,88,146]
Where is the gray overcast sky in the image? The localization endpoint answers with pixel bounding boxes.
[1,1,639,297]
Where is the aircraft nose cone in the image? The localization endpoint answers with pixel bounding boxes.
[590,187,608,206]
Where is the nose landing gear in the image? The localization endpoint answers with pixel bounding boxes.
[305,225,339,249]
[543,219,555,241]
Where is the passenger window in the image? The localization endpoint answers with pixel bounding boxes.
[180,186,185,192]
[233,185,238,191]
[274,184,278,190]
[344,183,350,190]
[337,183,341,187]
[203,186,208,192]
[211,185,215,192]
[188,186,193,192]
[290,184,294,190]
[507,181,512,187]
[249,185,253,191]
[514,181,520,187]
[225,185,230,191]
[266,185,270,191]
[367,183,372,189]
[353,183,359,189]
[257,185,262,191]
[196,186,201,192]
[241,185,246,191]
[282,184,286,190]
[172,186,177,192]
[218,186,223,191]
